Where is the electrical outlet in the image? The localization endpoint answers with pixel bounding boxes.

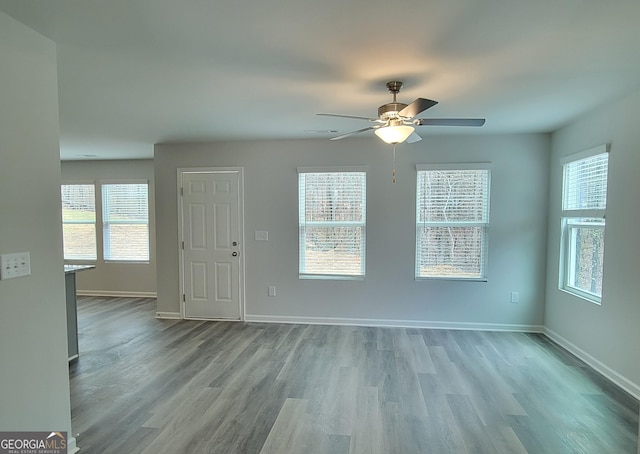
[268,285,276,297]
[1,252,31,280]
[511,292,520,304]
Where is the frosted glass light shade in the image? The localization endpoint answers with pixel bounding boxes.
[374,125,415,144]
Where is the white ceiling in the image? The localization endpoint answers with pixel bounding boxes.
[2,0,640,160]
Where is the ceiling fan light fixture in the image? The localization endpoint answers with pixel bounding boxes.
[375,125,415,144]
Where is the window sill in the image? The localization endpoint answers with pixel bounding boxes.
[559,287,601,305]
[416,276,488,282]
[104,260,151,265]
[299,274,365,281]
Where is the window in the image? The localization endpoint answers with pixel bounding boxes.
[61,184,97,261]
[561,145,609,303]
[102,182,149,262]
[416,165,490,279]
[298,169,366,278]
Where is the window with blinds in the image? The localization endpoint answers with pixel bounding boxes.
[298,169,366,278]
[416,166,490,279]
[561,145,609,303]
[61,184,97,261]
[102,182,149,262]
[562,152,608,213]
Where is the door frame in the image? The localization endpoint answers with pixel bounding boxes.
[177,167,245,321]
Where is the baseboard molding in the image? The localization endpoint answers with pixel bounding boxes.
[77,290,157,298]
[68,435,78,454]
[544,327,640,401]
[155,311,182,320]
[244,314,544,333]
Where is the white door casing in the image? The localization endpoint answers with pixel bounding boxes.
[179,169,244,320]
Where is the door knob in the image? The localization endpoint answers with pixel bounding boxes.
[232,251,238,257]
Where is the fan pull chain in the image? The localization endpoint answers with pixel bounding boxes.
[392,145,397,184]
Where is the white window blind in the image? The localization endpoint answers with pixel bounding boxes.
[61,184,97,261]
[561,146,608,302]
[102,183,149,262]
[416,168,490,279]
[562,152,608,215]
[298,170,366,278]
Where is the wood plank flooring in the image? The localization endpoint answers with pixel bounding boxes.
[70,297,639,453]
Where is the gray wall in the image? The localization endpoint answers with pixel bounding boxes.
[156,134,550,328]
[545,86,640,395]
[0,10,73,448]
[61,160,157,296]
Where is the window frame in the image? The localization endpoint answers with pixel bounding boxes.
[101,180,150,263]
[61,181,98,263]
[415,163,491,281]
[298,166,367,280]
[559,144,609,304]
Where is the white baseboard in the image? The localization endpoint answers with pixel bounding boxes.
[544,327,640,401]
[244,314,544,333]
[67,435,78,454]
[155,311,181,320]
[77,290,157,298]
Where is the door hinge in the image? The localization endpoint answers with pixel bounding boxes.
[181,241,184,250]
[182,294,186,302]
[180,186,184,196]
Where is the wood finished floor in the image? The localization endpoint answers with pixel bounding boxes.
[70,297,639,454]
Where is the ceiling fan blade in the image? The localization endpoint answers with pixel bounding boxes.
[330,126,377,140]
[398,98,438,118]
[317,113,379,122]
[416,118,486,127]
[406,132,422,144]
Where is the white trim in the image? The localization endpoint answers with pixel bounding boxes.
[62,179,96,185]
[560,143,610,165]
[99,178,149,185]
[179,166,241,174]
[245,314,543,332]
[297,166,368,173]
[155,311,182,320]
[561,209,606,218]
[177,169,185,319]
[415,276,488,282]
[544,327,640,401]
[299,274,365,281]
[77,290,157,298]
[67,435,78,454]
[416,162,492,171]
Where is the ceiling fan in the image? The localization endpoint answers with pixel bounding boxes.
[317,81,485,144]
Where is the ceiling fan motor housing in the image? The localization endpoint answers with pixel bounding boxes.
[378,102,408,120]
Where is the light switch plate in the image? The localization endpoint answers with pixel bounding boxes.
[1,252,31,280]
[255,231,269,241]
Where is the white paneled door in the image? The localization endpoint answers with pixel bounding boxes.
[180,169,243,320]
